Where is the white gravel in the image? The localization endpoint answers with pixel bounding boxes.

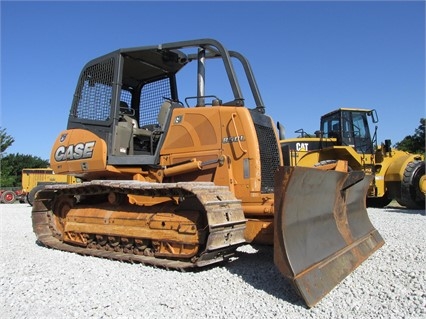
[1,203,425,319]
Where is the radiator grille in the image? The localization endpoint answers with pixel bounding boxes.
[250,111,281,193]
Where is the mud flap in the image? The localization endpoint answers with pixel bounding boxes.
[274,166,384,308]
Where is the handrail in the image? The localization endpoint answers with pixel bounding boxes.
[231,113,247,154]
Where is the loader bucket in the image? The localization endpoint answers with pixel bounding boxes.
[274,166,384,308]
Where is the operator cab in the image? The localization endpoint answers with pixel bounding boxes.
[320,108,377,154]
[68,44,190,166]
[67,39,270,167]
[65,38,276,175]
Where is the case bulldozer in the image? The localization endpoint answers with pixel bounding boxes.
[280,108,425,209]
[32,39,384,307]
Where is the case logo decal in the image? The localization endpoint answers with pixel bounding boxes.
[54,141,96,161]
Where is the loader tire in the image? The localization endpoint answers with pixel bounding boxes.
[396,160,425,209]
[27,185,46,206]
[1,190,17,204]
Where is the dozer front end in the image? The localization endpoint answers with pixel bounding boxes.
[274,166,384,307]
[33,39,384,308]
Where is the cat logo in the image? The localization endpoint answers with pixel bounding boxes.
[54,141,96,162]
[296,142,309,151]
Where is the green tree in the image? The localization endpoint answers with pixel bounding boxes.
[0,153,49,187]
[0,127,14,155]
[394,118,425,154]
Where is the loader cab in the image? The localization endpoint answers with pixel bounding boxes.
[320,108,377,154]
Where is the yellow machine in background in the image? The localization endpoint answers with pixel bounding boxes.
[22,168,79,205]
[32,39,384,307]
[280,108,425,208]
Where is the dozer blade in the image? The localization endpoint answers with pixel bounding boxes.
[273,166,384,308]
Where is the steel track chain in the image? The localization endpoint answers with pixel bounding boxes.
[32,180,247,270]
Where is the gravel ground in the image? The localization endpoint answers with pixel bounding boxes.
[1,203,425,319]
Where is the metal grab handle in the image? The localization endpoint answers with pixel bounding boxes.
[231,113,247,154]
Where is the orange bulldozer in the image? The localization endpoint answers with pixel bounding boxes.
[32,39,384,307]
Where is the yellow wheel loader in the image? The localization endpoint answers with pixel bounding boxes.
[32,39,384,307]
[280,108,425,209]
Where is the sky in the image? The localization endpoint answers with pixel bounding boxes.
[1,1,425,161]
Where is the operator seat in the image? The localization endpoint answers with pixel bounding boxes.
[119,101,136,125]
[119,101,151,137]
[329,123,340,139]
